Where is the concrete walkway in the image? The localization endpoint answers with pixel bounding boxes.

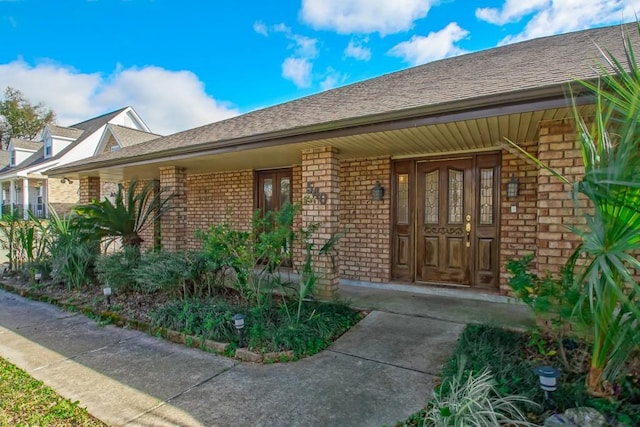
[0,285,532,427]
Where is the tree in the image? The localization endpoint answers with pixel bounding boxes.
[0,87,56,149]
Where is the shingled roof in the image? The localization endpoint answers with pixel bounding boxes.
[48,124,83,140]
[12,138,42,151]
[107,124,161,147]
[53,22,638,174]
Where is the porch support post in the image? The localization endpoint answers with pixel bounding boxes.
[22,178,29,219]
[9,179,15,214]
[0,182,4,216]
[301,147,340,299]
[159,166,187,252]
[79,177,101,204]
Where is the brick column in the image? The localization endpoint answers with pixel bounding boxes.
[301,147,340,299]
[159,166,187,251]
[79,177,101,204]
[536,119,586,275]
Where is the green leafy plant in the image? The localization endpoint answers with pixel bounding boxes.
[74,178,173,252]
[506,22,640,396]
[94,246,141,293]
[424,359,539,427]
[0,211,23,270]
[47,206,99,289]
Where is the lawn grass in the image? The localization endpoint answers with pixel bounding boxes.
[0,356,106,427]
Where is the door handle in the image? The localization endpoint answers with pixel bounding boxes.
[465,214,471,247]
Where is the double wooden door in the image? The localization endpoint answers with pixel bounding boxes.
[392,153,500,289]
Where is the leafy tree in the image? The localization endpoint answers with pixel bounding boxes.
[74,178,173,252]
[0,87,55,149]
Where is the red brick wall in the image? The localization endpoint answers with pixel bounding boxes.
[301,147,340,298]
[185,170,253,249]
[339,157,391,283]
[536,119,586,275]
[159,167,187,252]
[499,141,539,293]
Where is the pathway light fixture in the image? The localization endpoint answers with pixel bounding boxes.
[233,313,246,348]
[534,365,561,409]
[103,286,112,308]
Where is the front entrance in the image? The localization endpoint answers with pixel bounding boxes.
[392,153,500,289]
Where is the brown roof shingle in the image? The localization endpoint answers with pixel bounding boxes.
[53,22,639,173]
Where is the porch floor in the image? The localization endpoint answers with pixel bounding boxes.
[339,280,534,331]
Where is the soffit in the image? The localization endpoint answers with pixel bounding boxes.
[78,105,587,183]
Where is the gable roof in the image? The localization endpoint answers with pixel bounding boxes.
[0,107,129,177]
[51,22,639,175]
[107,124,161,148]
[12,138,42,151]
[47,124,83,140]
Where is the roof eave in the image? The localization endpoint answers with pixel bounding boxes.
[48,83,590,178]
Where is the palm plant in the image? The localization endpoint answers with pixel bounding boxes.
[507,23,640,395]
[47,206,100,289]
[74,178,172,251]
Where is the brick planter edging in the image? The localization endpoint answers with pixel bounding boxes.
[0,280,295,364]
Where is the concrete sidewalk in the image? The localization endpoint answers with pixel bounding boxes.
[0,286,531,426]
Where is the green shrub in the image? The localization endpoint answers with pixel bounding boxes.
[94,246,140,292]
[150,297,361,357]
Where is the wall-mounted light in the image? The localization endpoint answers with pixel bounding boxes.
[60,177,73,184]
[371,181,385,201]
[506,175,519,198]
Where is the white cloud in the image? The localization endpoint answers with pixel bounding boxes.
[253,20,268,36]
[0,59,239,135]
[388,22,469,65]
[256,22,320,88]
[344,39,372,61]
[282,57,313,88]
[477,0,640,45]
[476,0,548,25]
[301,0,435,35]
[319,68,347,91]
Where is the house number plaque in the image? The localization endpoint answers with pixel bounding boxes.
[306,182,327,205]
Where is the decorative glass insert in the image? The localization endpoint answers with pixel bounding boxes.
[280,177,291,206]
[448,169,463,224]
[397,174,409,224]
[480,168,494,224]
[263,178,273,212]
[424,171,439,224]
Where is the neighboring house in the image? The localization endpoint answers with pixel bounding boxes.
[47,23,639,298]
[0,107,158,218]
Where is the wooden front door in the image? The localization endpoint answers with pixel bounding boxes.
[392,153,500,289]
[256,169,292,215]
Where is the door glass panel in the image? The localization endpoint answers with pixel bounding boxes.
[263,178,273,212]
[280,177,290,206]
[424,170,439,224]
[448,169,463,224]
[397,174,409,224]
[480,168,494,225]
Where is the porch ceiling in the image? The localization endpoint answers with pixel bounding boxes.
[73,105,586,183]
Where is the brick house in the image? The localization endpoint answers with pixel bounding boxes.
[47,24,637,298]
[0,107,159,218]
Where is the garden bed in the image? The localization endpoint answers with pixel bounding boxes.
[0,274,363,363]
[395,324,640,426]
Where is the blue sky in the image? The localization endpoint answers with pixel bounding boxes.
[0,0,637,135]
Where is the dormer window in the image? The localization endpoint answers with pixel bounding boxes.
[9,150,15,167]
[44,138,52,158]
